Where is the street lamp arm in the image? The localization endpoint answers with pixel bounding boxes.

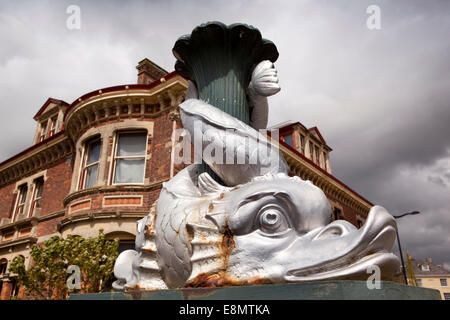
[393,211,420,219]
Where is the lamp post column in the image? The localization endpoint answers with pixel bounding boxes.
[396,230,408,284]
[393,210,420,285]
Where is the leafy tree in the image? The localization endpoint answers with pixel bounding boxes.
[9,230,118,299]
[405,252,418,286]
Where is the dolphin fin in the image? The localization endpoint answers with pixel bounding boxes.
[198,172,231,195]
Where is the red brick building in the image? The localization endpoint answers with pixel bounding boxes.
[0,59,372,299]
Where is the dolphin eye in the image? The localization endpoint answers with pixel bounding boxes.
[258,208,290,235]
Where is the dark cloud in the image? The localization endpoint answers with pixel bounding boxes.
[0,0,448,264]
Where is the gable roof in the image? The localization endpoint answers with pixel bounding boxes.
[33,98,69,120]
[274,121,332,151]
[308,126,327,145]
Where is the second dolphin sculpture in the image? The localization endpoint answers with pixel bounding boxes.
[112,60,401,290]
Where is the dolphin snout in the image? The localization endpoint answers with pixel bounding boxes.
[313,219,356,240]
[283,205,400,281]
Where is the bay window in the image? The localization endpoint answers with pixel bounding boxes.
[112,132,147,184]
[80,138,101,189]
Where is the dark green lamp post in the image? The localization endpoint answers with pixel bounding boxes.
[172,21,279,124]
[393,210,420,284]
[172,22,280,178]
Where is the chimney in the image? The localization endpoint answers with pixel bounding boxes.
[136,58,168,84]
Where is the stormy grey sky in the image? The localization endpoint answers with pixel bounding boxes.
[0,1,449,265]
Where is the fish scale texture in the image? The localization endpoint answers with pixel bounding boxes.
[155,166,200,289]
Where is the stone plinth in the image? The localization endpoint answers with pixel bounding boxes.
[69,281,441,300]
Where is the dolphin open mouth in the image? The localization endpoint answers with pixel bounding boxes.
[284,206,401,281]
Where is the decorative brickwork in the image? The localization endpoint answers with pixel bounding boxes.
[103,196,143,207]
[18,228,32,238]
[69,200,91,214]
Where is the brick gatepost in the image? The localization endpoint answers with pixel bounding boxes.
[0,279,12,300]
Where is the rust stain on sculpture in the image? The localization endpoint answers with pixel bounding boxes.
[187,272,272,288]
[145,202,157,237]
[185,222,273,288]
[185,223,272,288]
[221,224,235,255]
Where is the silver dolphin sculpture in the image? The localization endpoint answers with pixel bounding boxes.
[113,61,401,290]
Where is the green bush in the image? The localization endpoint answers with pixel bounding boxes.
[9,230,118,299]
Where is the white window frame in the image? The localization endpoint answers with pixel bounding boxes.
[299,134,306,155]
[79,137,102,190]
[322,151,327,170]
[39,122,47,142]
[29,177,44,217]
[421,264,430,272]
[110,130,148,185]
[314,145,320,166]
[13,184,28,221]
[47,117,57,138]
